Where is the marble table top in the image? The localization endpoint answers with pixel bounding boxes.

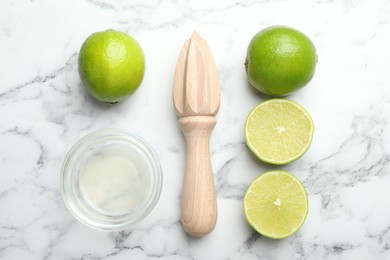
[1,0,390,259]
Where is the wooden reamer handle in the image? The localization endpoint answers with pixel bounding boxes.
[179,116,217,237]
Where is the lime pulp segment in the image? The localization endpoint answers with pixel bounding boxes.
[243,170,308,239]
[245,99,314,165]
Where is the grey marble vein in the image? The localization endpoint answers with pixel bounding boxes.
[1,0,390,259]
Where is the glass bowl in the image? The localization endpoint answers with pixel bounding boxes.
[60,129,162,231]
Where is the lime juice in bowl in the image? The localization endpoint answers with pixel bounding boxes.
[61,129,162,231]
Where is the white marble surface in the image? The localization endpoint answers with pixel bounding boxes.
[1,0,390,259]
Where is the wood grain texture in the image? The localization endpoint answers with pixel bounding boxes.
[179,116,217,237]
[173,31,220,117]
[173,32,220,237]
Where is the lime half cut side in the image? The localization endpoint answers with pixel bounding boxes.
[243,170,308,239]
[245,99,314,165]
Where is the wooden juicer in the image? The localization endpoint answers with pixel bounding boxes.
[173,32,220,237]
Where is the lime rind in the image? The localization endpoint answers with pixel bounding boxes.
[244,99,314,165]
[245,26,317,96]
[78,30,145,103]
[243,170,309,239]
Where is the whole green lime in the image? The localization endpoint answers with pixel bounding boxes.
[78,29,145,103]
[245,26,317,96]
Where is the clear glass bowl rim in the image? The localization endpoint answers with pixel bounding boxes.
[60,128,163,231]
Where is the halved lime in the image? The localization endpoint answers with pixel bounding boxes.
[245,99,314,165]
[243,170,308,239]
